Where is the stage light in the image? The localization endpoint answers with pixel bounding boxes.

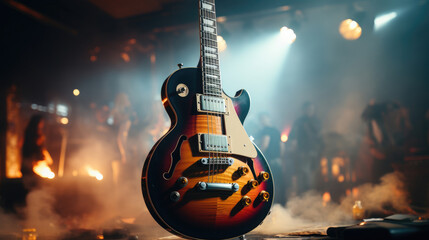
[279,26,296,44]
[339,19,362,40]
[217,16,226,23]
[121,52,130,62]
[60,117,69,125]
[281,134,288,142]
[73,88,80,96]
[150,53,156,64]
[56,104,69,116]
[374,12,397,31]
[217,35,227,52]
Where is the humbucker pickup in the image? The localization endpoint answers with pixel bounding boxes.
[198,133,229,152]
[196,94,227,114]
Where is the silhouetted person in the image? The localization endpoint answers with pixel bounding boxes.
[288,102,322,195]
[359,100,411,183]
[21,115,53,189]
[111,93,137,184]
[256,113,285,205]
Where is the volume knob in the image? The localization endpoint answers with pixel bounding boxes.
[248,179,259,189]
[241,196,252,206]
[259,191,270,202]
[258,171,270,182]
[177,176,188,188]
[170,191,180,202]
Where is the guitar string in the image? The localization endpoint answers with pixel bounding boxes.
[206,3,215,183]
[200,2,211,183]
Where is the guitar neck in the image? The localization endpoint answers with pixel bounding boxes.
[199,0,222,97]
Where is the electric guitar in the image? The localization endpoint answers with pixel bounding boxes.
[141,0,274,239]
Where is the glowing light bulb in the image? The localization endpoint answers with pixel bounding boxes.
[73,89,80,96]
[280,26,296,44]
[339,19,362,40]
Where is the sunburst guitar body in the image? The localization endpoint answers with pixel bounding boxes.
[141,1,274,239]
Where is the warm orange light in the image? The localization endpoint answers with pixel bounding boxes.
[90,55,97,62]
[86,166,103,181]
[281,126,291,143]
[332,164,340,176]
[128,38,137,45]
[73,89,80,96]
[338,174,345,182]
[217,35,227,52]
[150,53,156,64]
[279,6,290,11]
[281,134,288,142]
[322,192,331,203]
[33,161,55,179]
[60,117,69,125]
[352,187,359,198]
[339,19,362,40]
[217,16,226,23]
[121,53,130,62]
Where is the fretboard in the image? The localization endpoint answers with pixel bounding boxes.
[199,0,222,97]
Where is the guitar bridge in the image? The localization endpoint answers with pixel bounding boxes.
[200,157,234,166]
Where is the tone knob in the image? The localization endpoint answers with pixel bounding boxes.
[238,166,249,176]
[258,171,270,182]
[259,191,270,202]
[177,177,188,188]
[241,196,252,206]
[248,179,259,189]
[170,191,180,202]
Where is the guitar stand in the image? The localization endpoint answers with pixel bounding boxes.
[238,235,246,240]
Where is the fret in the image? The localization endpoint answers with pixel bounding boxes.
[204,52,217,59]
[201,2,213,11]
[201,42,217,49]
[202,0,215,4]
[201,33,217,42]
[203,26,216,34]
[200,10,216,19]
[206,73,219,79]
[202,18,215,27]
[203,46,217,53]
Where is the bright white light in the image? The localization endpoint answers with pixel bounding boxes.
[56,104,69,116]
[374,12,397,31]
[280,26,296,44]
